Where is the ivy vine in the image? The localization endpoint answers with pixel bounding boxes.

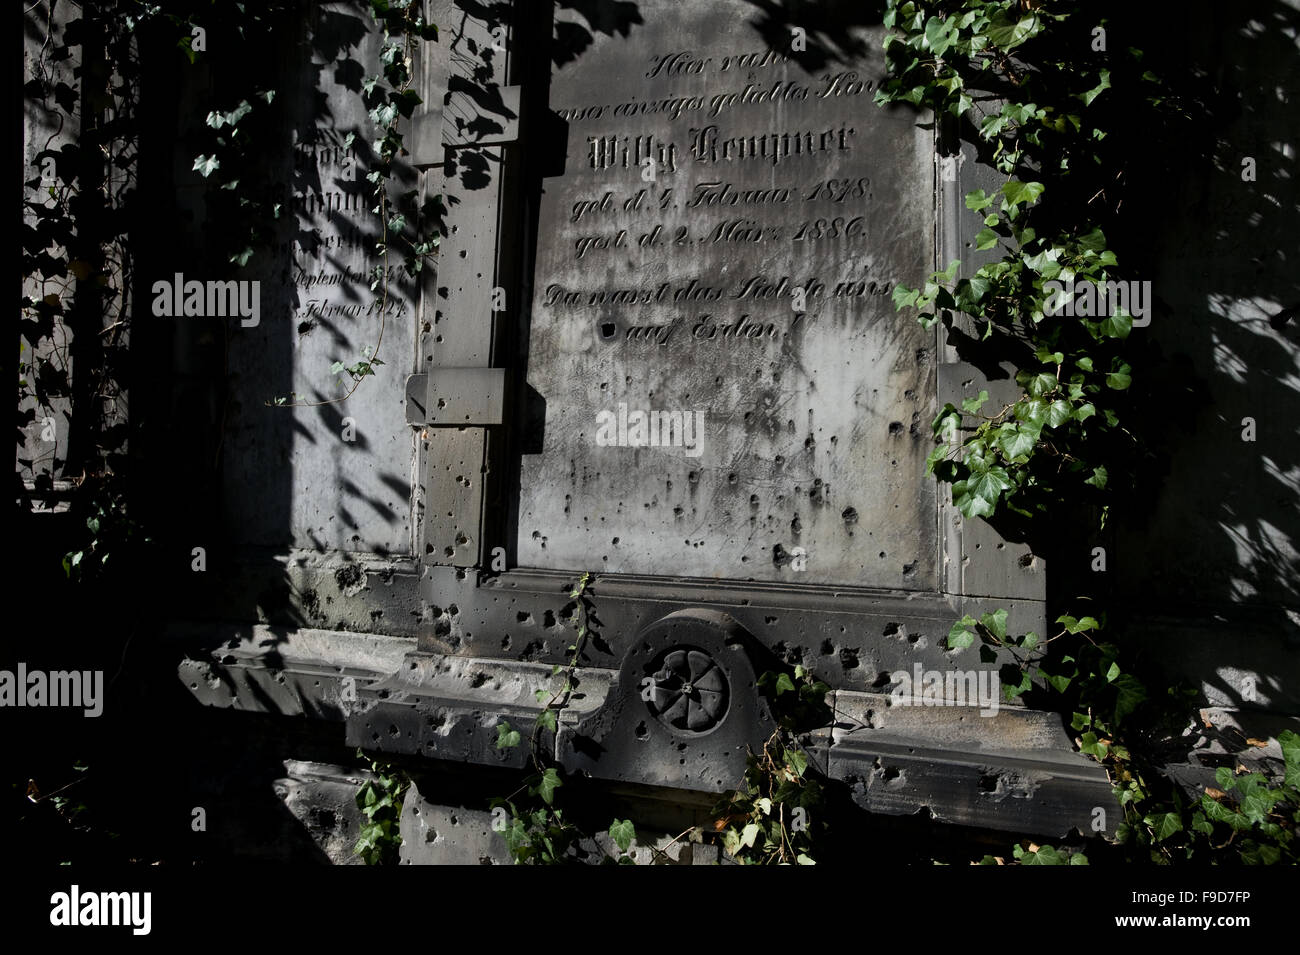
[878,0,1295,866]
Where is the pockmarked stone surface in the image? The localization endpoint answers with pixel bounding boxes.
[516,0,937,587]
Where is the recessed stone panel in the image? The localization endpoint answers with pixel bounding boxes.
[516,0,936,587]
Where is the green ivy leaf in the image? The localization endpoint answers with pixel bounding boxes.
[495,721,521,750]
[962,390,990,414]
[1078,69,1112,106]
[609,818,636,853]
[1112,673,1147,722]
[1001,179,1045,208]
[979,608,1009,642]
[193,154,220,177]
[1079,732,1109,759]
[536,767,562,805]
[1144,811,1183,842]
[786,747,808,779]
[985,10,1042,50]
[1280,729,1300,789]
[947,615,978,650]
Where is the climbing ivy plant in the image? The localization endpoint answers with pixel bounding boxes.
[491,573,642,864]
[875,0,1178,522]
[877,0,1295,866]
[712,666,830,865]
[353,749,409,865]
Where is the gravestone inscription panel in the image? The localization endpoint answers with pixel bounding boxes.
[222,2,419,555]
[516,0,936,588]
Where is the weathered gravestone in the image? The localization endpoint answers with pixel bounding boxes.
[350,0,1113,847]
[170,0,1115,857]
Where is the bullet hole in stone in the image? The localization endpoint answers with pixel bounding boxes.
[775,455,785,465]
[635,721,648,740]
[612,537,620,545]
[335,563,366,595]
[820,639,834,655]
[904,389,916,400]
[459,249,466,258]
[872,671,894,691]
[600,322,617,339]
[882,766,902,782]
[883,622,901,637]
[791,515,802,534]
[470,672,488,689]
[842,506,858,525]
[433,617,452,638]
[444,546,455,558]
[517,611,532,624]
[903,561,918,576]
[978,774,999,793]
[680,758,686,765]
[297,321,314,335]
[501,635,511,650]
[772,543,791,566]
[888,421,904,436]
[838,648,860,670]
[672,506,684,518]
[728,472,738,484]
[1019,553,1035,568]
[688,471,699,484]
[543,610,556,628]
[389,724,400,738]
